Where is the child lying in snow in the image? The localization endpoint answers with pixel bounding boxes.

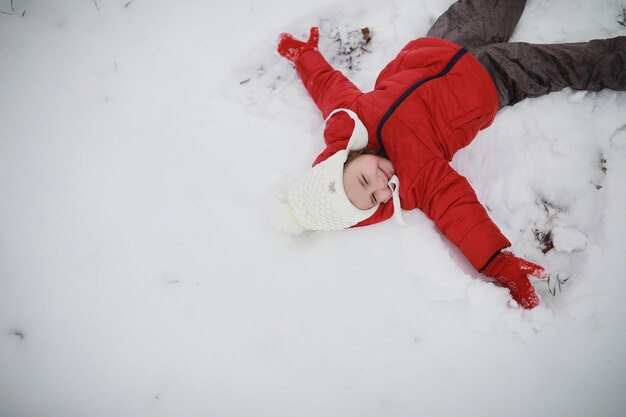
[274,0,626,309]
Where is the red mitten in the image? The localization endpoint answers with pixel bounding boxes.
[482,251,548,309]
[277,27,319,63]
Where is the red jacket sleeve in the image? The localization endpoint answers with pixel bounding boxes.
[295,49,363,119]
[296,50,389,226]
[415,159,511,271]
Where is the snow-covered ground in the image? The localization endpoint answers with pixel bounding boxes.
[1,0,625,416]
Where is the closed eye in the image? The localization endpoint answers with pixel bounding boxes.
[371,194,377,205]
[362,174,368,185]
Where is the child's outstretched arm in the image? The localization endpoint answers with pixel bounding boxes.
[277,27,363,118]
[416,159,511,271]
[416,159,547,308]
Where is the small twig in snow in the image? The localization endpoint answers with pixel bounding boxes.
[532,228,554,254]
[0,0,13,15]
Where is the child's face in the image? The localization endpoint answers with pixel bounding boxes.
[343,154,395,210]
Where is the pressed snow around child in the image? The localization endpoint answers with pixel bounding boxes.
[273,0,626,309]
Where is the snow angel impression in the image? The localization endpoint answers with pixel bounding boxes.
[270,0,626,309]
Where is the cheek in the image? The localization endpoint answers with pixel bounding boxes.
[343,176,356,196]
[344,176,366,205]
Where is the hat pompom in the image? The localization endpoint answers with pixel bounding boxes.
[263,186,309,236]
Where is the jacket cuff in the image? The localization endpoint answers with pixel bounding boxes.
[458,220,511,271]
[480,249,503,272]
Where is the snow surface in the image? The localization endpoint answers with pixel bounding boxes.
[1,0,626,416]
[552,226,588,253]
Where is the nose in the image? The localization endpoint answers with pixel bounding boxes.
[374,183,392,204]
[376,171,388,187]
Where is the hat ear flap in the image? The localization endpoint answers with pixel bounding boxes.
[325,108,369,152]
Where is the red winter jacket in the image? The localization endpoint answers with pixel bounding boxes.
[295,37,510,271]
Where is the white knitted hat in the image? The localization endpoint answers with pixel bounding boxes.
[266,109,405,234]
[268,109,384,233]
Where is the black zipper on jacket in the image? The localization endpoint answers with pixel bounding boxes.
[376,47,468,157]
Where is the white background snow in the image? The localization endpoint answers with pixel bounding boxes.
[1,0,626,416]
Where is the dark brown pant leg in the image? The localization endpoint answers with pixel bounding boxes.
[426,0,527,48]
[471,37,626,108]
